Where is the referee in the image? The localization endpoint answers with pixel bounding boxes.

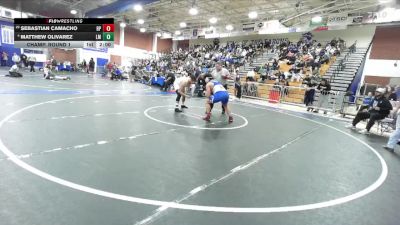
[212,62,231,114]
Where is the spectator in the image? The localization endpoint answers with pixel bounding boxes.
[383,104,400,152]
[129,66,137,82]
[346,88,393,134]
[28,56,36,72]
[314,79,332,114]
[246,69,256,82]
[1,51,8,67]
[161,71,175,91]
[20,53,28,67]
[388,86,398,101]
[107,62,113,76]
[51,56,57,71]
[290,69,302,82]
[280,79,289,96]
[82,59,87,73]
[303,75,317,111]
[88,58,95,77]
[234,69,242,99]
[12,53,20,66]
[361,92,373,110]
[110,67,122,80]
[259,63,268,82]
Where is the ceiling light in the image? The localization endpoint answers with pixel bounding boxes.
[70,9,77,15]
[179,22,187,28]
[189,7,198,15]
[120,22,126,28]
[226,25,233,31]
[163,32,172,38]
[137,19,144,24]
[209,17,217,24]
[175,30,182,35]
[379,0,392,3]
[271,9,279,13]
[134,4,143,12]
[140,28,146,32]
[248,11,258,19]
[156,32,162,37]
[311,16,322,23]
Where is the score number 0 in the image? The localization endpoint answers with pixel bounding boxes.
[102,24,114,32]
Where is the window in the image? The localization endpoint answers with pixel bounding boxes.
[1,25,14,44]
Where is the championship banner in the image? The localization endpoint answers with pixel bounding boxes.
[327,15,350,26]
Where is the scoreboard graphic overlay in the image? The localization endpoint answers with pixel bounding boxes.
[14,18,114,48]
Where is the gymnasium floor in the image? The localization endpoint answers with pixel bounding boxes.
[0,69,400,225]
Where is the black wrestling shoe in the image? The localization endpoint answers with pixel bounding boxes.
[383,146,394,153]
[175,108,182,113]
[181,105,188,109]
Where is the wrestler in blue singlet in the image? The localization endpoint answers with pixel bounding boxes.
[209,80,229,105]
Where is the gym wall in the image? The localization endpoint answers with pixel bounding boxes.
[110,54,121,65]
[157,38,173,53]
[114,24,120,45]
[124,27,153,51]
[362,25,400,85]
[50,49,76,63]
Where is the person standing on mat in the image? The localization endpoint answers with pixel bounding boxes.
[314,78,331,114]
[28,56,36,72]
[203,77,233,123]
[383,104,400,152]
[174,75,196,113]
[88,58,95,77]
[12,53,20,67]
[346,88,392,134]
[51,56,57,71]
[212,62,231,114]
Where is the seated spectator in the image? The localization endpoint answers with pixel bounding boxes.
[388,86,398,101]
[346,88,393,134]
[278,71,285,81]
[246,69,256,82]
[258,64,268,82]
[362,92,373,107]
[161,71,175,92]
[272,59,279,70]
[290,70,303,82]
[111,67,123,80]
[320,53,330,64]
[383,104,400,152]
[269,72,278,81]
